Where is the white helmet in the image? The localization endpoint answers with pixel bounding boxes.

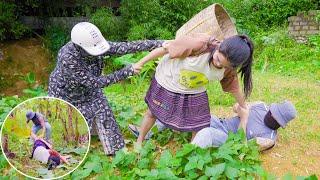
[71,22,110,56]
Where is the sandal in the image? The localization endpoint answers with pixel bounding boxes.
[128,124,153,140]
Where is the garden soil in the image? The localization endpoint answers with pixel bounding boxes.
[0,38,52,96]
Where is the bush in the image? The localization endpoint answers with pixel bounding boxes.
[43,25,69,58]
[120,0,214,40]
[0,2,29,40]
[252,28,320,80]
[90,0,317,40]
[213,0,318,35]
[90,7,128,41]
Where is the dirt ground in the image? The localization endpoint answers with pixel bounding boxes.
[261,139,320,177]
[0,38,52,96]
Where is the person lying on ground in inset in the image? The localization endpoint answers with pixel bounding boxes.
[30,134,70,170]
[130,100,296,151]
[132,33,254,146]
[26,111,52,143]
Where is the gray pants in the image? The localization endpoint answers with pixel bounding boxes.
[76,95,124,155]
[156,119,228,148]
[191,127,228,148]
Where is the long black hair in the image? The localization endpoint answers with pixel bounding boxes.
[218,35,254,98]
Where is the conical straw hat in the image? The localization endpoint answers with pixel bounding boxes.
[176,4,237,41]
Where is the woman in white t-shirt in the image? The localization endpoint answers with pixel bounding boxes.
[133,34,254,145]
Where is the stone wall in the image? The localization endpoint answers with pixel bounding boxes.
[20,16,90,30]
[288,10,320,42]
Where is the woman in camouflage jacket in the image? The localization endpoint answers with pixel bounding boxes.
[48,22,164,155]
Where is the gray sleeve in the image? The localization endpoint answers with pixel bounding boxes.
[105,40,164,55]
[62,53,134,88]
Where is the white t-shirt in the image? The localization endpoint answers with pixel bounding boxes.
[155,53,225,94]
[33,146,50,164]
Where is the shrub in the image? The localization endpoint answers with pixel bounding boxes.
[120,0,213,40]
[43,25,69,58]
[253,28,320,80]
[0,2,29,40]
[214,0,318,35]
[90,7,128,41]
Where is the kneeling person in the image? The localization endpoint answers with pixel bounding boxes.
[192,101,296,151]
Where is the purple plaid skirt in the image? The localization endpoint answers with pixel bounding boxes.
[145,78,211,132]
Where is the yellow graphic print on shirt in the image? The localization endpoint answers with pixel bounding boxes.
[180,69,209,89]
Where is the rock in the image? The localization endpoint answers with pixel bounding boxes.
[295,36,308,44]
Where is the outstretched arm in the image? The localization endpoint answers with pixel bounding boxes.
[106,40,165,55]
[62,53,135,88]
[30,132,38,141]
[234,103,249,135]
[220,69,246,108]
[38,138,53,149]
[39,117,46,139]
[49,149,69,165]
[231,89,246,108]
[134,47,167,68]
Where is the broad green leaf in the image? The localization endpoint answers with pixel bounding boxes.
[205,163,225,177]
[158,167,177,179]
[176,144,195,158]
[198,175,209,180]
[225,166,239,179]
[197,159,205,170]
[84,161,102,173]
[171,157,182,167]
[304,175,318,180]
[158,150,173,168]
[186,169,199,179]
[71,168,92,179]
[138,158,150,169]
[112,150,126,166]
[184,156,198,172]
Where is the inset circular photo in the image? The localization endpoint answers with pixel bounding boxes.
[0,97,90,179]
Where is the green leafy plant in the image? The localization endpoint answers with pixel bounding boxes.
[43,25,69,59]
[19,72,47,97]
[20,72,36,85]
[0,2,29,40]
[90,7,128,41]
[71,131,273,179]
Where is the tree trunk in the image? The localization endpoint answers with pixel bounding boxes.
[68,105,75,142]
[59,105,69,142]
[75,115,80,144]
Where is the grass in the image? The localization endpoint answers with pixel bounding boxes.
[107,72,319,177]
[99,41,320,177]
